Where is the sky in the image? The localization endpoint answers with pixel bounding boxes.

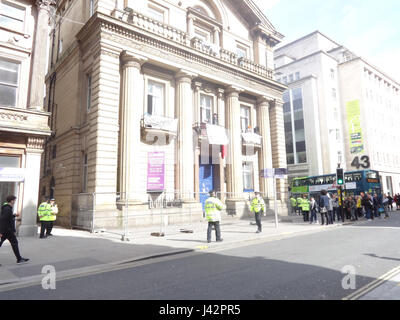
[253,0,400,83]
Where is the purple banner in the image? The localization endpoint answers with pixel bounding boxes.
[147,152,165,191]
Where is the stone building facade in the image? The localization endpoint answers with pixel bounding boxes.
[41,0,288,229]
[0,0,53,236]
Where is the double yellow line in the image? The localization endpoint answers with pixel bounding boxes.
[343,265,400,300]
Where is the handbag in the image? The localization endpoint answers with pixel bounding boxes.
[320,207,327,213]
[378,207,385,213]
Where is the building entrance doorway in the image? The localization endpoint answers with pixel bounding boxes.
[199,159,214,211]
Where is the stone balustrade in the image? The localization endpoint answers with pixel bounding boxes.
[112,8,273,80]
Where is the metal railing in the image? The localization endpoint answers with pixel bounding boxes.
[70,190,291,240]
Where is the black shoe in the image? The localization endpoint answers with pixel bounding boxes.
[256,230,261,233]
[207,240,211,243]
[17,258,29,264]
[40,236,47,239]
[46,234,53,237]
[216,239,223,242]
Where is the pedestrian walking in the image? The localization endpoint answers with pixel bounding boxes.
[319,190,330,226]
[38,198,52,239]
[0,195,29,264]
[309,197,319,224]
[47,198,58,236]
[205,190,224,243]
[250,192,266,233]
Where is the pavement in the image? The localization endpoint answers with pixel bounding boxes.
[1,211,399,298]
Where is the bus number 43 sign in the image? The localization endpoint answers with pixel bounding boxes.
[351,155,370,169]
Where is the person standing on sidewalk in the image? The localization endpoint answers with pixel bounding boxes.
[319,190,330,226]
[38,198,52,238]
[0,195,29,264]
[205,190,224,243]
[332,194,339,222]
[47,198,58,236]
[361,192,373,221]
[301,194,310,222]
[296,195,303,216]
[309,197,319,224]
[250,192,266,233]
[290,196,297,215]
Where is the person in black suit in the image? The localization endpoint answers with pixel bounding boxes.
[0,195,29,264]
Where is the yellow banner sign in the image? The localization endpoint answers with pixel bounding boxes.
[346,100,364,154]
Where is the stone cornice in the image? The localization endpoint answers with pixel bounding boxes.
[75,12,285,96]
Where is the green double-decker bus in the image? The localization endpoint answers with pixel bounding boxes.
[290,170,382,197]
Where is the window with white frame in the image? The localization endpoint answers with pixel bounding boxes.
[240,105,251,132]
[295,72,300,81]
[242,162,254,191]
[194,27,210,42]
[86,73,92,112]
[0,1,25,33]
[236,44,248,59]
[147,80,164,116]
[289,74,294,83]
[147,4,165,22]
[0,58,19,107]
[200,94,213,123]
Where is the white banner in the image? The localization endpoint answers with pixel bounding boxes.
[206,124,229,145]
[0,167,25,182]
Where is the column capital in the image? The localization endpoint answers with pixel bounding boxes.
[257,96,270,107]
[225,86,243,98]
[269,98,284,108]
[26,136,45,153]
[36,0,56,10]
[176,70,198,84]
[217,88,225,99]
[213,26,221,33]
[120,51,148,69]
[193,81,203,91]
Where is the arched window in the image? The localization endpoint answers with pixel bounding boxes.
[193,6,208,16]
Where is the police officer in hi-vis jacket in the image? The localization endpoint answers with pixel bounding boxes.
[250,191,266,233]
[205,190,224,243]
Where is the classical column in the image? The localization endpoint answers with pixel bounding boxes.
[269,99,288,201]
[187,15,194,38]
[176,70,197,202]
[217,88,225,202]
[213,27,220,46]
[28,0,56,110]
[225,87,243,201]
[119,51,147,203]
[257,97,274,199]
[19,137,45,237]
[193,82,202,201]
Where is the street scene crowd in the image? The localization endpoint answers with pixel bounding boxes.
[290,191,400,225]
